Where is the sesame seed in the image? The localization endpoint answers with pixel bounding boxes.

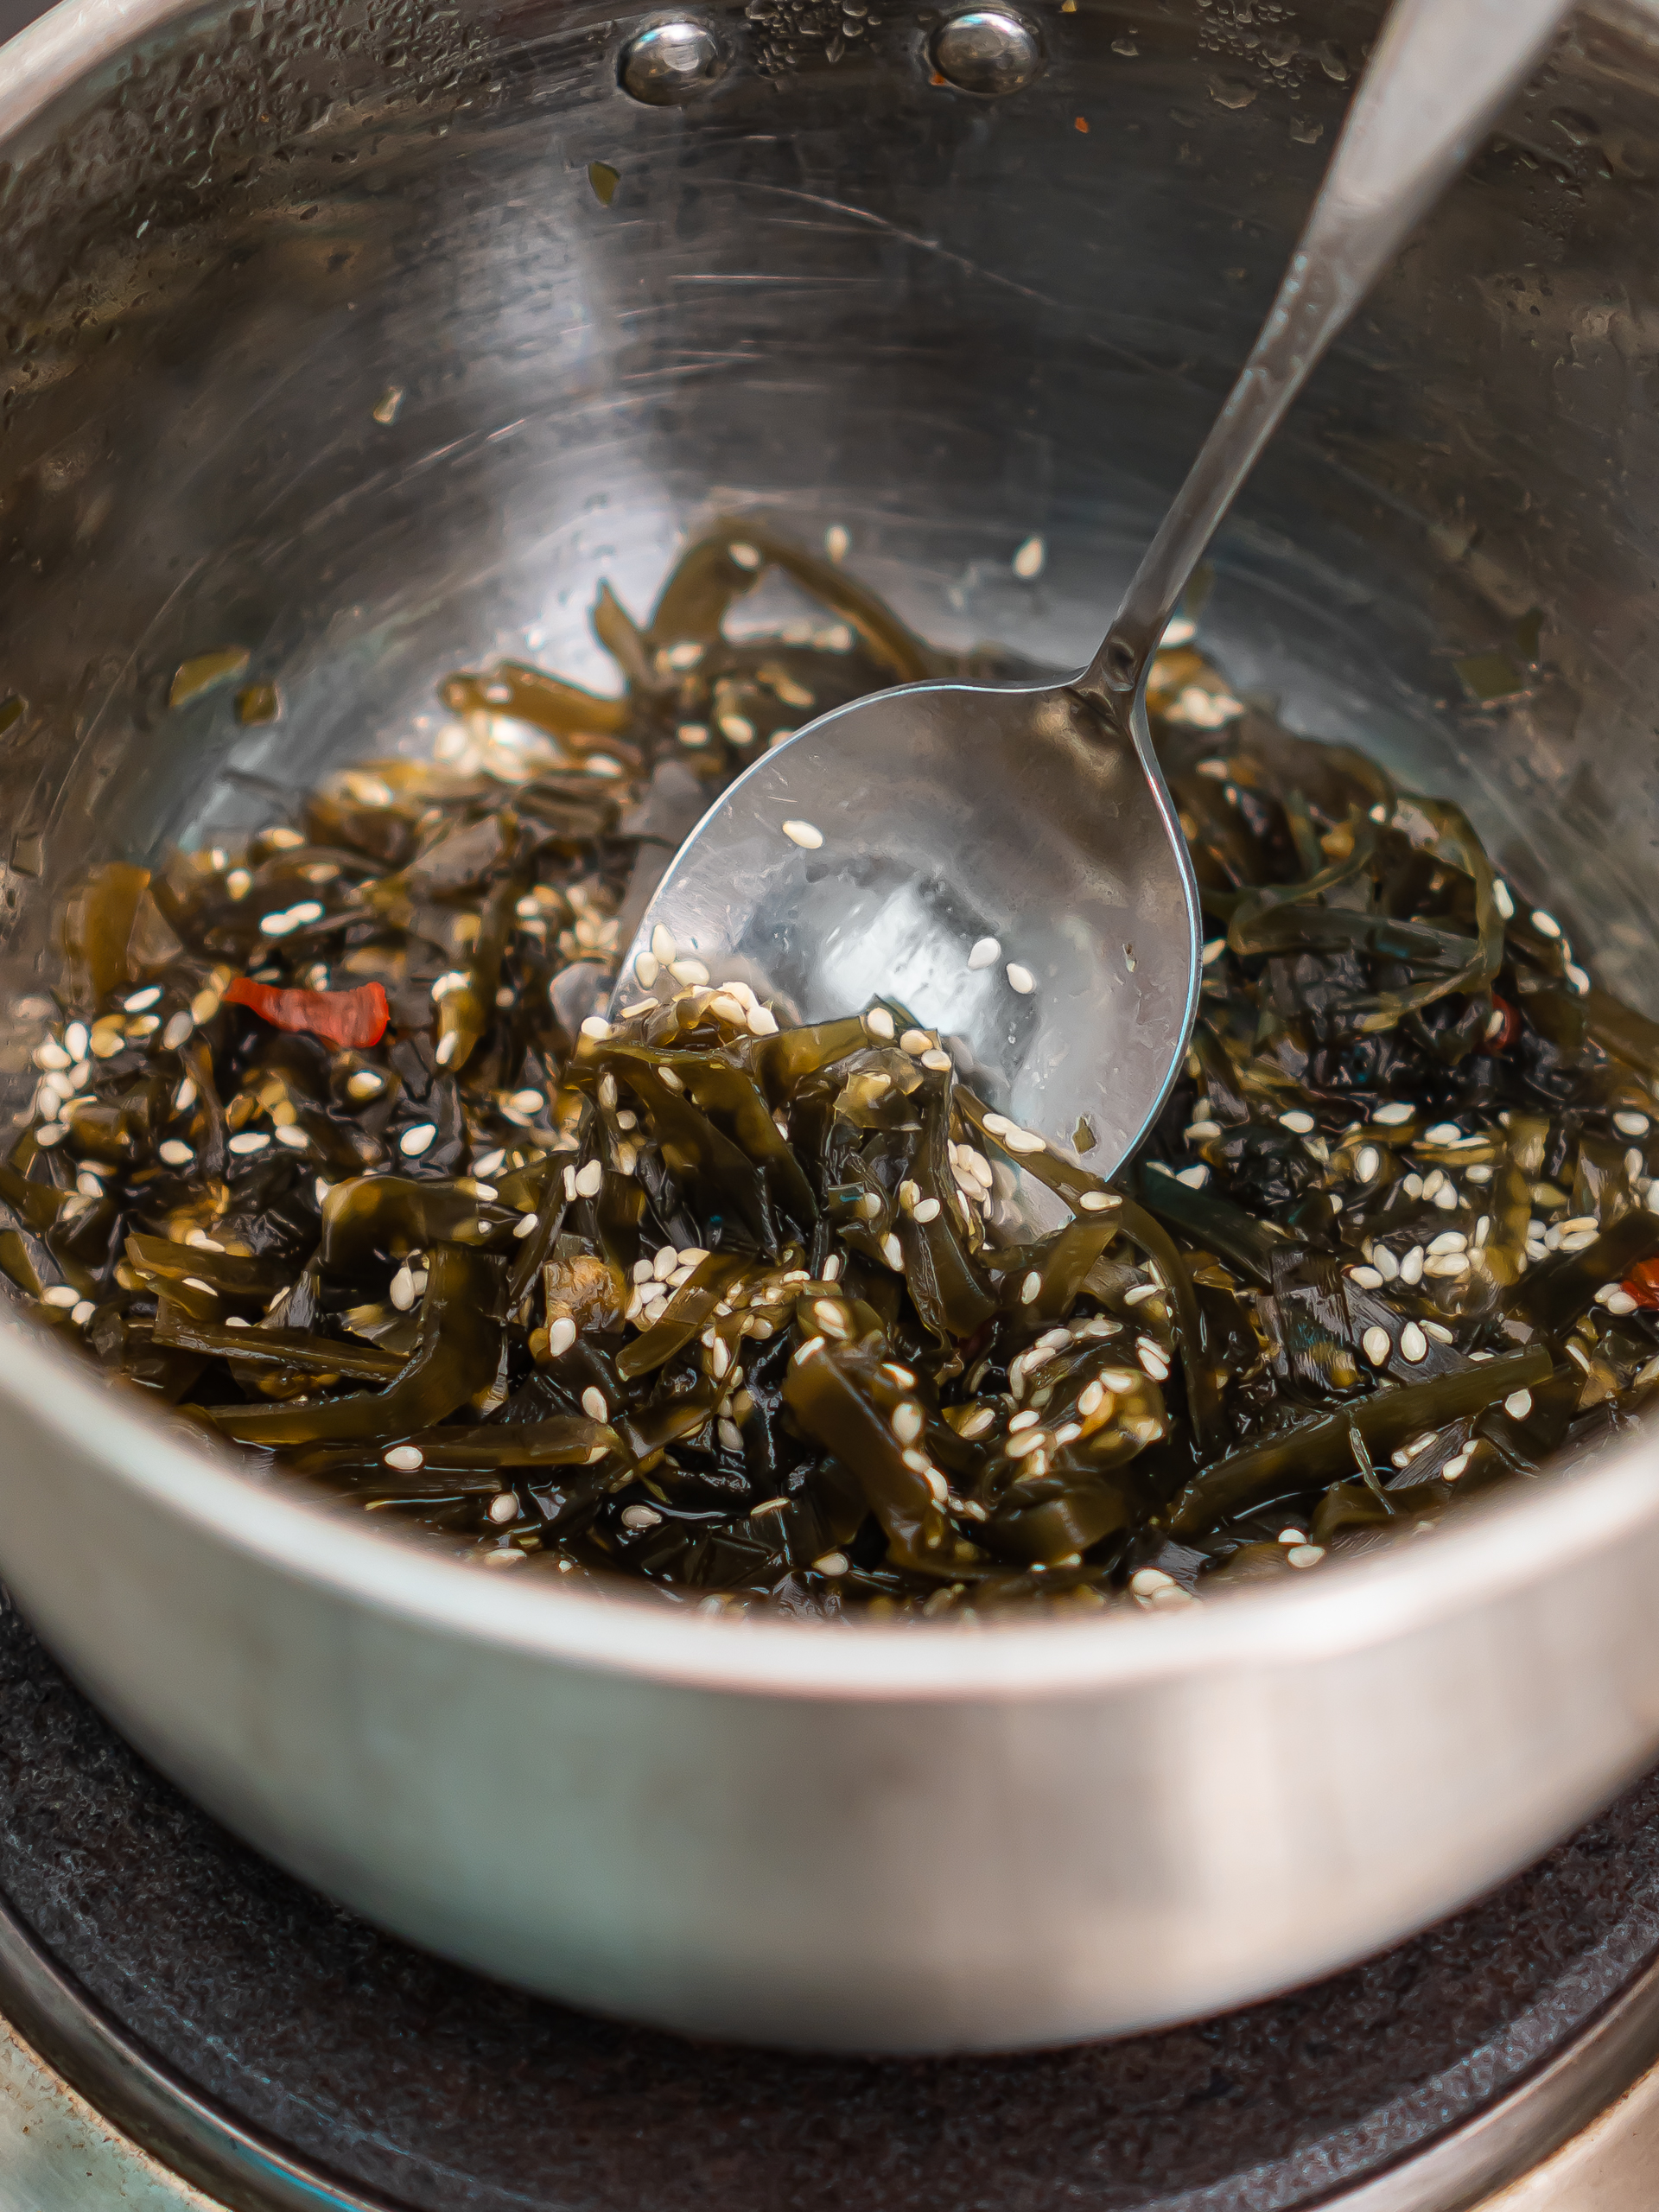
[1504,1389,1534,1420]
[1349,1265,1383,1290]
[1287,1545,1325,1569]
[399,1124,437,1157]
[547,1316,577,1357]
[1608,1290,1639,1315]
[899,1028,931,1055]
[488,1493,518,1524]
[1362,1325,1392,1367]
[384,1445,425,1471]
[864,1007,894,1041]
[813,1551,849,1576]
[752,1497,790,1517]
[275,1125,308,1150]
[575,1159,604,1198]
[1400,1322,1427,1363]
[1373,1101,1414,1126]
[158,1140,194,1166]
[41,1285,79,1308]
[481,1548,528,1567]
[728,541,762,569]
[1003,1125,1046,1154]
[1201,938,1226,967]
[1020,1269,1041,1304]
[1280,1109,1315,1135]
[967,937,1001,973]
[1130,1567,1173,1596]
[620,1503,662,1530]
[651,924,678,965]
[958,1405,995,1439]
[579,1015,613,1042]
[1400,1245,1425,1285]
[1616,1110,1651,1137]
[33,1039,71,1071]
[346,1071,384,1100]
[1531,909,1560,938]
[782,819,823,849]
[1174,1164,1209,1189]
[581,1386,608,1421]
[812,1300,849,1337]
[1078,1191,1119,1212]
[71,1300,95,1326]
[124,986,162,1013]
[1138,1343,1170,1379]
[892,1402,923,1444]
[228,1130,270,1155]
[1427,1230,1467,1255]
[912,1197,941,1224]
[1424,1121,1463,1144]
[1442,1450,1471,1482]
[881,1232,904,1270]
[1013,534,1046,579]
[1006,962,1035,994]
[1006,1429,1046,1458]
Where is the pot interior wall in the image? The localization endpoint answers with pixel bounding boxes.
[1,0,1658,1078]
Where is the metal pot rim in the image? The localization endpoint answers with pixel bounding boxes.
[5,1302,1649,1697]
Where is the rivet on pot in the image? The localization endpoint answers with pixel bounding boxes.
[931,8,1043,96]
[619,20,727,105]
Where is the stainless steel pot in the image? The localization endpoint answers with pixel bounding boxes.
[3,0,1659,2056]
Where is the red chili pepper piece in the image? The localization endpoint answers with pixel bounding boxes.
[222,976,390,1050]
[1622,1258,1659,1311]
[1486,994,1520,1053]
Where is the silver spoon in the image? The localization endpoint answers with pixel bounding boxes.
[616,0,1571,1195]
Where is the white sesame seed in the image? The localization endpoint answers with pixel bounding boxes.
[227,1130,270,1155]
[33,1039,71,1071]
[1138,1343,1170,1380]
[1280,1109,1315,1135]
[1277,1528,1306,1545]
[1490,878,1515,920]
[1287,1545,1325,1569]
[1373,1101,1414,1126]
[1129,1567,1173,1596]
[1608,1289,1638,1314]
[813,1551,849,1576]
[124,985,163,1013]
[1362,1325,1392,1367]
[481,1548,528,1568]
[782,818,823,849]
[1422,1321,1454,1345]
[1400,1245,1425,1286]
[346,1070,384,1100]
[487,1492,518,1524]
[881,1232,904,1270]
[157,1139,194,1166]
[1174,1164,1209,1189]
[728,541,762,569]
[958,1404,996,1439]
[1348,1266,1383,1289]
[620,1503,662,1531]
[864,1007,894,1041]
[1006,1428,1047,1459]
[1503,1389,1534,1421]
[576,1386,608,1422]
[1020,1269,1041,1305]
[812,1300,849,1337]
[1201,938,1227,967]
[41,1285,79,1308]
[575,1159,604,1198]
[1560,1227,1599,1252]
[650,924,678,965]
[1013,534,1046,579]
[542,1316,575,1358]
[1003,1125,1046,1155]
[891,1402,924,1444]
[1422,1122,1461,1145]
[71,1299,95,1326]
[1006,963,1036,995]
[1616,1110,1651,1137]
[275,1124,309,1151]
[384,1445,424,1471]
[399,1124,437,1157]
[1400,1322,1427,1363]
[1531,909,1560,938]
[912,1197,941,1224]
[968,936,1001,970]
[1427,1230,1467,1255]
[1079,1191,1119,1212]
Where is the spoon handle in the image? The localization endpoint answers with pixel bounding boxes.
[1078,0,1573,706]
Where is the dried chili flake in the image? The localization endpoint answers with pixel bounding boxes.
[1624,1258,1659,1311]
[222,976,390,1049]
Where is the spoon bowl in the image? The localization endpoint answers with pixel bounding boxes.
[628,674,1199,1197]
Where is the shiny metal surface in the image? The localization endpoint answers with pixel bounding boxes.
[4,0,1659,2055]
[931,8,1045,96]
[632,0,1571,1185]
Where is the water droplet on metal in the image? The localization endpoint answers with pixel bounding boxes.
[931,8,1042,97]
[619,20,725,105]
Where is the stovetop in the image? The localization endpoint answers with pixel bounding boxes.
[0,1592,1656,2212]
